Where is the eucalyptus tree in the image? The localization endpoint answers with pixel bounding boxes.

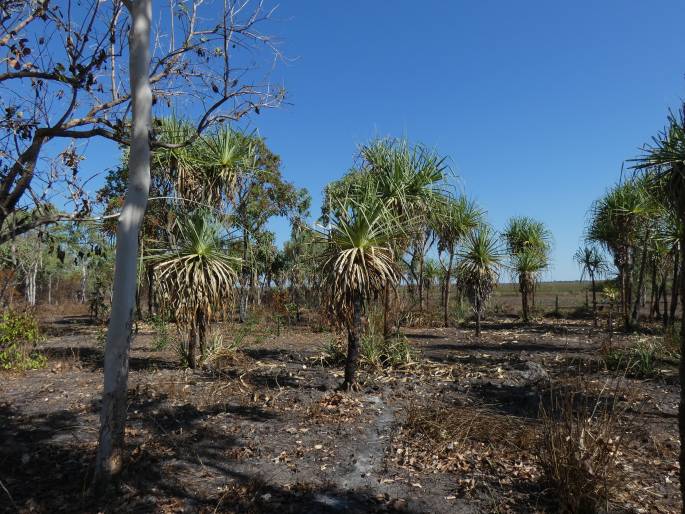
[230,138,310,322]
[632,103,685,508]
[586,181,653,329]
[503,217,552,323]
[318,185,402,390]
[573,245,608,326]
[431,196,483,327]
[456,226,503,336]
[92,0,284,484]
[149,211,238,368]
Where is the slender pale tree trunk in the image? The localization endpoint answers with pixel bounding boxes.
[239,230,249,323]
[80,263,88,303]
[94,0,152,486]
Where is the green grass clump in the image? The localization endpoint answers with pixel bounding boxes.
[604,340,664,378]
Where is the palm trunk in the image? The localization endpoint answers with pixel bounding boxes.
[590,272,597,327]
[475,296,482,337]
[669,248,680,326]
[443,251,453,327]
[418,253,425,312]
[383,283,391,338]
[663,276,670,327]
[188,323,198,369]
[678,230,685,509]
[95,0,152,487]
[343,292,362,390]
[619,263,631,330]
[649,264,657,321]
[631,235,649,326]
[197,309,206,366]
[520,277,529,323]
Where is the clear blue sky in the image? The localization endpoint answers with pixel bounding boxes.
[82,0,685,280]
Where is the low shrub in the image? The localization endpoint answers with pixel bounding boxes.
[451,297,471,326]
[0,311,46,370]
[663,323,681,357]
[151,315,173,351]
[319,336,347,367]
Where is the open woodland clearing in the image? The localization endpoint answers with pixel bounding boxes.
[0,300,681,513]
[1,1,685,513]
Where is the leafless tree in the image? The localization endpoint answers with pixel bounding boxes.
[0,0,283,242]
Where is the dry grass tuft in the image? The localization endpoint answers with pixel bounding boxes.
[538,379,626,513]
[393,401,537,477]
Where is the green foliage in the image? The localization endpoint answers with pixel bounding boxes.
[0,311,45,370]
[573,245,608,281]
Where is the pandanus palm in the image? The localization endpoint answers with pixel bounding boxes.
[154,120,255,209]
[149,211,238,368]
[503,217,552,323]
[632,104,685,503]
[360,138,449,318]
[318,189,401,390]
[573,245,608,326]
[510,246,549,323]
[456,226,503,336]
[432,196,483,327]
[586,181,652,329]
[326,139,450,332]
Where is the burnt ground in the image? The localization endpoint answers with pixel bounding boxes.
[0,313,680,513]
